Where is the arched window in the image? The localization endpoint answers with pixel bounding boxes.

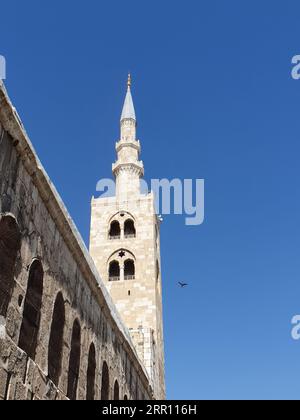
[0,215,21,317]
[124,394,128,400]
[124,220,136,239]
[86,343,96,400]
[67,319,81,400]
[48,292,65,386]
[18,260,44,360]
[124,260,135,280]
[113,380,119,400]
[101,361,110,400]
[109,261,120,282]
[109,221,121,240]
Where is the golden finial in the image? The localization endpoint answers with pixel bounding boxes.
[127,73,131,88]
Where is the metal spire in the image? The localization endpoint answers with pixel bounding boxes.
[121,74,136,121]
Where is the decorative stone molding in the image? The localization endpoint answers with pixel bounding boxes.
[112,162,144,178]
[116,139,141,154]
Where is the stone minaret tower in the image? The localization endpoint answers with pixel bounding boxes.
[89,76,165,399]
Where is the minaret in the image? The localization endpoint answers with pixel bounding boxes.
[113,74,144,202]
[90,76,166,399]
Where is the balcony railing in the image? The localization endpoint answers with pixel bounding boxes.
[109,276,120,282]
[124,234,136,239]
[124,275,135,281]
[109,235,121,240]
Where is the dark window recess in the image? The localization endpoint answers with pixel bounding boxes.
[124,220,136,238]
[18,260,44,361]
[67,319,81,400]
[114,380,120,400]
[86,343,96,400]
[109,261,120,281]
[0,215,21,317]
[48,292,65,386]
[101,361,110,400]
[124,260,135,280]
[109,221,121,239]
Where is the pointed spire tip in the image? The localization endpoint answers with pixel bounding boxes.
[121,74,136,122]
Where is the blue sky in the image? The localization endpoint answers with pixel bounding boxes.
[1,0,300,400]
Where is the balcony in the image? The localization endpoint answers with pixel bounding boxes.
[109,235,121,240]
[109,276,120,282]
[124,275,135,281]
[124,234,136,239]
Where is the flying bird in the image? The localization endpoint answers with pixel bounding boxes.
[178,282,188,288]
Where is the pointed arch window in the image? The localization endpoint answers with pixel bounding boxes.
[67,319,81,400]
[101,361,110,400]
[86,343,96,400]
[0,215,21,317]
[109,221,121,240]
[124,219,136,239]
[124,260,135,281]
[114,380,120,400]
[48,292,65,386]
[18,259,44,360]
[109,261,120,282]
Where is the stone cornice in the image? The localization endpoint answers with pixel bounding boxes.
[112,161,144,178]
[116,139,141,154]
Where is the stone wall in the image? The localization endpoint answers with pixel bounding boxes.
[0,82,153,400]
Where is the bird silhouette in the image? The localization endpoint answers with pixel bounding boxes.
[178,282,188,288]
